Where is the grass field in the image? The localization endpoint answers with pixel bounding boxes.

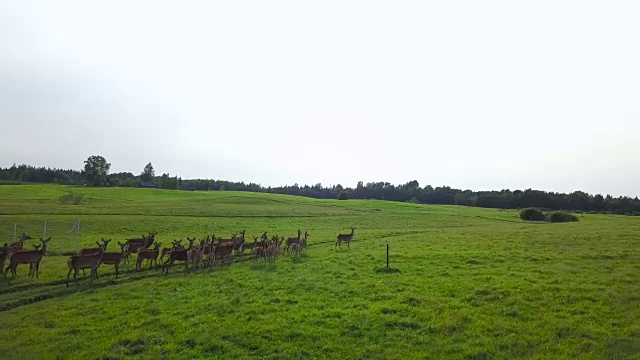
[0,184,638,359]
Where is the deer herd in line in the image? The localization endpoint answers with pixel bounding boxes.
[0,227,356,287]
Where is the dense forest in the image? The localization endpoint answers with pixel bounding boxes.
[1,163,639,215]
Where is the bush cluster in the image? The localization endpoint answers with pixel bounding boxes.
[519,208,578,223]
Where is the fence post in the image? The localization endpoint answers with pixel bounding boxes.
[386,244,389,268]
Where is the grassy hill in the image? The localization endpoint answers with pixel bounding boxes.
[0,185,638,359]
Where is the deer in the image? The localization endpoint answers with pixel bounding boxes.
[160,240,183,263]
[79,238,111,276]
[285,229,301,254]
[136,242,162,271]
[266,242,279,266]
[79,238,111,255]
[188,239,207,270]
[1,243,14,284]
[9,233,32,252]
[124,232,157,249]
[66,244,106,287]
[28,238,51,277]
[233,230,246,255]
[300,231,309,255]
[163,238,195,275]
[289,242,303,258]
[212,242,235,267]
[98,240,128,279]
[240,236,260,255]
[336,227,356,250]
[6,237,50,279]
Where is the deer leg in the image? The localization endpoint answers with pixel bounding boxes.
[115,264,119,279]
[66,268,72,287]
[74,269,80,286]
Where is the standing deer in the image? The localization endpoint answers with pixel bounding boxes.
[98,240,127,279]
[79,238,111,255]
[136,243,162,271]
[163,238,195,275]
[123,232,157,252]
[6,237,50,278]
[301,231,309,255]
[285,229,301,254]
[212,242,235,267]
[1,243,13,283]
[10,233,32,252]
[79,238,111,276]
[336,227,356,250]
[188,239,207,271]
[66,244,106,287]
[160,240,183,262]
[289,243,303,258]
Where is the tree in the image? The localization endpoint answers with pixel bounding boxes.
[338,189,350,200]
[82,155,111,186]
[141,162,155,182]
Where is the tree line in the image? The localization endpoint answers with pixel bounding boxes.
[1,156,639,215]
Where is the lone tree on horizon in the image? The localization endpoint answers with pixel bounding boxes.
[82,155,110,186]
[141,162,155,182]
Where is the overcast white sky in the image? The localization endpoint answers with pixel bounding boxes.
[1,1,639,196]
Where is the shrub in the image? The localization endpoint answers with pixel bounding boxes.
[519,208,546,221]
[548,211,578,223]
[337,190,350,200]
[59,193,89,205]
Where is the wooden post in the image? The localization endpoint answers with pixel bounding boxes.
[386,244,389,268]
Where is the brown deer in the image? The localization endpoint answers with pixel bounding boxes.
[10,233,32,252]
[232,230,246,255]
[266,242,279,266]
[212,242,235,267]
[160,240,183,262]
[79,238,111,276]
[66,244,106,287]
[6,237,50,278]
[1,243,14,283]
[336,227,356,250]
[285,229,301,254]
[79,238,111,255]
[289,243,303,257]
[163,238,195,275]
[98,240,128,279]
[136,242,162,271]
[188,239,207,270]
[124,232,156,250]
[240,236,260,255]
[125,242,148,263]
[300,231,309,255]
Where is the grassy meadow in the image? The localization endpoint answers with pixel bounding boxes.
[0,184,638,359]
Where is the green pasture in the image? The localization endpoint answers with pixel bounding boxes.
[0,185,638,359]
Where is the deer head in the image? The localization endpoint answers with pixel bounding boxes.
[40,237,51,254]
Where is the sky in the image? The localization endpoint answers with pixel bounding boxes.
[1,1,639,197]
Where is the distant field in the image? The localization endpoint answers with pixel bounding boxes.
[0,185,638,359]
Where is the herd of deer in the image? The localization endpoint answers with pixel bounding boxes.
[0,227,356,287]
